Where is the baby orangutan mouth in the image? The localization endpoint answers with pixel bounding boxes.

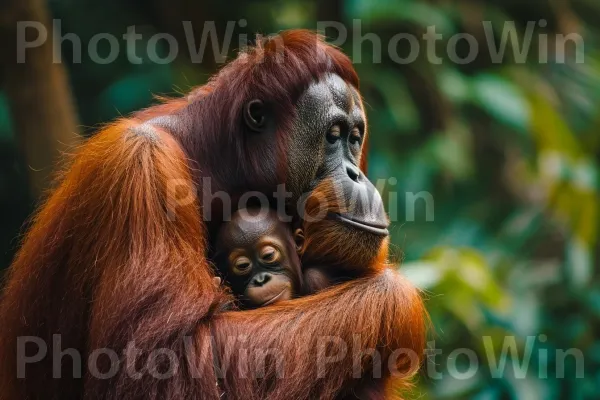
[259,285,293,307]
[245,275,293,307]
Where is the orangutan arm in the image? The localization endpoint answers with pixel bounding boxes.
[213,269,426,400]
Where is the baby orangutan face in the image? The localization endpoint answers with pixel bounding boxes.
[214,208,303,309]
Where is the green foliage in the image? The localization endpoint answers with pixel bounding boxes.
[346,1,600,398]
[1,0,599,398]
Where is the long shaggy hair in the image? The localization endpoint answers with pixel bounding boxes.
[0,30,425,400]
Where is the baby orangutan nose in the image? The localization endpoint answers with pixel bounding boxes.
[252,272,271,286]
[246,273,292,307]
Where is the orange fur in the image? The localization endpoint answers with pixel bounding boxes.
[0,30,426,400]
[301,179,389,273]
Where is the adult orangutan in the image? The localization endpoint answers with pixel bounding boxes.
[0,30,426,399]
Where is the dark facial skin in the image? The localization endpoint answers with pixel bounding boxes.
[209,74,390,299]
[278,74,389,236]
[177,73,389,259]
[214,208,302,308]
[163,72,389,253]
[202,74,390,290]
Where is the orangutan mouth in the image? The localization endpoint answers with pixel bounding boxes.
[328,213,389,237]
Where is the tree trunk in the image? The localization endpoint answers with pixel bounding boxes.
[0,0,80,197]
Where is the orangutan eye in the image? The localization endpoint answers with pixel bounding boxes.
[260,246,281,264]
[349,127,362,145]
[327,125,341,144]
[233,257,252,275]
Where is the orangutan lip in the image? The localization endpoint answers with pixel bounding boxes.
[328,213,389,237]
[261,289,288,307]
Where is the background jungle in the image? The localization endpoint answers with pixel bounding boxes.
[0,0,599,398]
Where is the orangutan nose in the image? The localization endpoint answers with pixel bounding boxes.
[252,272,272,287]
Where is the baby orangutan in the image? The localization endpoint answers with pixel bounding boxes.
[214,207,333,308]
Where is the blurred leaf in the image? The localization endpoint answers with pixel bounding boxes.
[471,74,531,134]
[585,290,600,319]
[427,122,474,180]
[430,370,484,398]
[0,93,13,139]
[359,66,420,132]
[438,68,471,105]
[471,386,502,400]
[529,93,581,155]
[505,374,557,400]
[566,237,593,287]
[97,69,173,119]
[401,261,444,289]
[496,208,544,252]
[571,158,599,192]
[508,291,541,336]
[421,247,511,332]
[270,0,314,28]
[573,191,598,245]
[346,0,455,35]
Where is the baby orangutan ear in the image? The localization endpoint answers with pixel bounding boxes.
[294,228,305,253]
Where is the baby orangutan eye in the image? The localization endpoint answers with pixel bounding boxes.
[233,257,252,275]
[260,245,281,264]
